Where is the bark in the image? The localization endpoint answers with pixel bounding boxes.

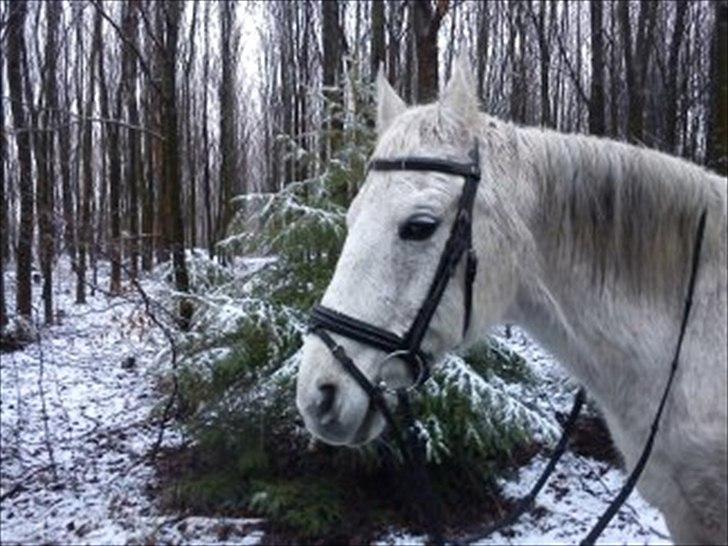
[371,0,386,81]
[184,0,198,248]
[509,0,526,123]
[589,0,606,136]
[6,0,34,320]
[387,0,401,85]
[620,0,657,144]
[95,9,111,288]
[0,31,6,328]
[59,7,76,262]
[77,7,97,304]
[476,2,489,103]
[322,0,344,157]
[37,0,61,323]
[141,1,156,271]
[217,0,236,249]
[411,0,448,103]
[609,0,619,136]
[202,1,213,258]
[122,0,141,279]
[107,58,123,293]
[706,1,728,174]
[153,3,168,263]
[161,1,192,328]
[664,1,688,152]
[529,0,552,127]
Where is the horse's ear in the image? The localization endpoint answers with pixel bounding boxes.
[376,65,406,134]
[440,54,479,122]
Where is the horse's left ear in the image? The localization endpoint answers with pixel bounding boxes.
[440,54,479,122]
[376,65,407,135]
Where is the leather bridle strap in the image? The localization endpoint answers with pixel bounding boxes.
[579,208,708,545]
[310,140,481,389]
[312,326,445,544]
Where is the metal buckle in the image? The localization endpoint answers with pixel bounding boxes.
[375,350,427,394]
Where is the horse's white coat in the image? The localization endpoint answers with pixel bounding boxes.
[296,60,727,544]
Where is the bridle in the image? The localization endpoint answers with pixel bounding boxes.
[306,138,708,545]
[310,139,482,392]
[309,139,482,544]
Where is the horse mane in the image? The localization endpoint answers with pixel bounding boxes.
[516,125,723,303]
[371,102,723,306]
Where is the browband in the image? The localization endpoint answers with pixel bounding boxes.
[310,139,481,389]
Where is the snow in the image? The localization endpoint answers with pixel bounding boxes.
[1,260,670,545]
[0,260,262,545]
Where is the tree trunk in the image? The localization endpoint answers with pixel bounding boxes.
[107,65,123,293]
[161,1,192,328]
[589,0,606,136]
[322,0,344,157]
[36,0,61,324]
[508,0,526,123]
[532,0,551,127]
[620,0,657,144]
[387,0,401,86]
[6,0,34,320]
[706,1,728,174]
[0,31,6,328]
[371,0,386,81]
[203,1,213,258]
[476,2,488,103]
[141,3,156,271]
[95,9,112,291]
[122,0,141,279]
[77,7,97,304]
[663,1,688,152]
[411,0,448,103]
[217,0,236,252]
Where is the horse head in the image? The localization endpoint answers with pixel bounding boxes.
[296,59,524,446]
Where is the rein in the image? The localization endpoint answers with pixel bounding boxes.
[308,138,708,544]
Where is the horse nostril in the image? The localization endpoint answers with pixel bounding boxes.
[316,383,337,417]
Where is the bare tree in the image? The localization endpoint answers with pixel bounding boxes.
[217,0,237,252]
[410,0,448,103]
[619,0,657,144]
[371,0,386,81]
[6,0,34,321]
[589,0,606,136]
[122,0,142,279]
[160,1,192,328]
[76,7,98,304]
[706,0,728,174]
[0,20,6,328]
[322,0,344,156]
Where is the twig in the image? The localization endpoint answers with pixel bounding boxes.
[127,273,180,458]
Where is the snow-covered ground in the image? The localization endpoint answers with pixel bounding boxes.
[1,260,670,545]
[0,260,262,545]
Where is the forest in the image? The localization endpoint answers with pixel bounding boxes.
[1,0,726,544]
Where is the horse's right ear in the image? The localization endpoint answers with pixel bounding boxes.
[376,65,406,134]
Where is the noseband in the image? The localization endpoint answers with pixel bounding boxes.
[310,139,481,391]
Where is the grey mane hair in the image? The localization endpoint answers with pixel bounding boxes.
[517,126,721,306]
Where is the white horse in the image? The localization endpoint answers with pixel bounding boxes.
[296,61,727,544]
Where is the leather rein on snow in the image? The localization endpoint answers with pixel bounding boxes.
[308,138,708,545]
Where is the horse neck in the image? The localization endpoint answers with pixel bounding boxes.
[505,127,715,399]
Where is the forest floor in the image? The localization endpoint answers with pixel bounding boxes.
[1,259,671,545]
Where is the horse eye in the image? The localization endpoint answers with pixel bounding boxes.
[399,213,440,241]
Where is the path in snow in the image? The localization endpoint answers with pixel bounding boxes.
[0,261,262,545]
[1,261,670,545]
